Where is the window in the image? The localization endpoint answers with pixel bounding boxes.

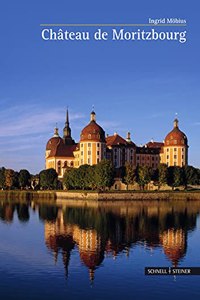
[88,143,91,147]
[167,148,169,152]
[81,159,83,164]
[97,151,99,156]
[174,140,177,144]
[81,143,83,148]
[88,134,91,139]
[57,161,61,175]
[174,148,177,151]
[88,151,91,155]
[81,151,83,156]
[97,143,100,148]
[174,162,177,166]
[174,155,177,159]
[97,158,99,163]
[167,155,169,159]
[152,157,154,161]
[88,158,91,164]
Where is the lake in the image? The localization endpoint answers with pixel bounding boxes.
[0,199,200,300]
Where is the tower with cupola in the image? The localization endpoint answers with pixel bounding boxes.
[161,118,188,167]
[79,110,106,166]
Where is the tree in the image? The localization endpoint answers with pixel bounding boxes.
[0,167,6,189]
[182,166,200,189]
[63,165,97,190]
[78,165,92,190]
[136,166,152,190]
[157,164,168,190]
[124,162,136,190]
[39,168,58,189]
[19,169,31,189]
[95,159,114,191]
[63,167,80,190]
[4,169,19,189]
[167,166,183,190]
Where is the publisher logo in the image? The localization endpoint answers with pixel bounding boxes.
[145,267,200,275]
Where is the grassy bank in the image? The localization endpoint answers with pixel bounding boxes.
[1,189,200,202]
[0,190,56,201]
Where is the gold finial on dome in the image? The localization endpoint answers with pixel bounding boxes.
[53,124,59,137]
[90,106,96,122]
[174,118,179,128]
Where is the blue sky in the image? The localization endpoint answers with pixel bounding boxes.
[0,0,199,173]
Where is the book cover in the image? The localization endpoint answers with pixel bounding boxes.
[0,1,200,299]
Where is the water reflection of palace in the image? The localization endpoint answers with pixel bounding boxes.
[45,210,104,281]
[160,229,186,267]
[0,201,199,282]
[43,204,198,281]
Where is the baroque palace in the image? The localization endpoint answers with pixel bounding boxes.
[45,110,188,179]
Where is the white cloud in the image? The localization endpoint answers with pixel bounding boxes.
[0,104,84,137]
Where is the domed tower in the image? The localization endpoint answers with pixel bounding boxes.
[79,110,106,165]
[162,118,188,167]
[45,126,63,169]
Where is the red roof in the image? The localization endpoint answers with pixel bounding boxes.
[106,134,135,147]
[46,136,63,151]
[146,141,164,149]
[47,137,77,158]
[164,127,188,147]
[80,120,105,142]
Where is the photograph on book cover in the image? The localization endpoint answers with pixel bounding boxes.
[0,1,200,300]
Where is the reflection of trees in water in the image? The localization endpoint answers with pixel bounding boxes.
[0,203,15,223]
[62,206,197,246]
[38,204,58,222]
[0,202,30,223]
[16,204,30,222]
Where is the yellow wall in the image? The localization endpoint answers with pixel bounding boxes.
[161,146,187,167]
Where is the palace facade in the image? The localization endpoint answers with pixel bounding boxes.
[45,110,188,179]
